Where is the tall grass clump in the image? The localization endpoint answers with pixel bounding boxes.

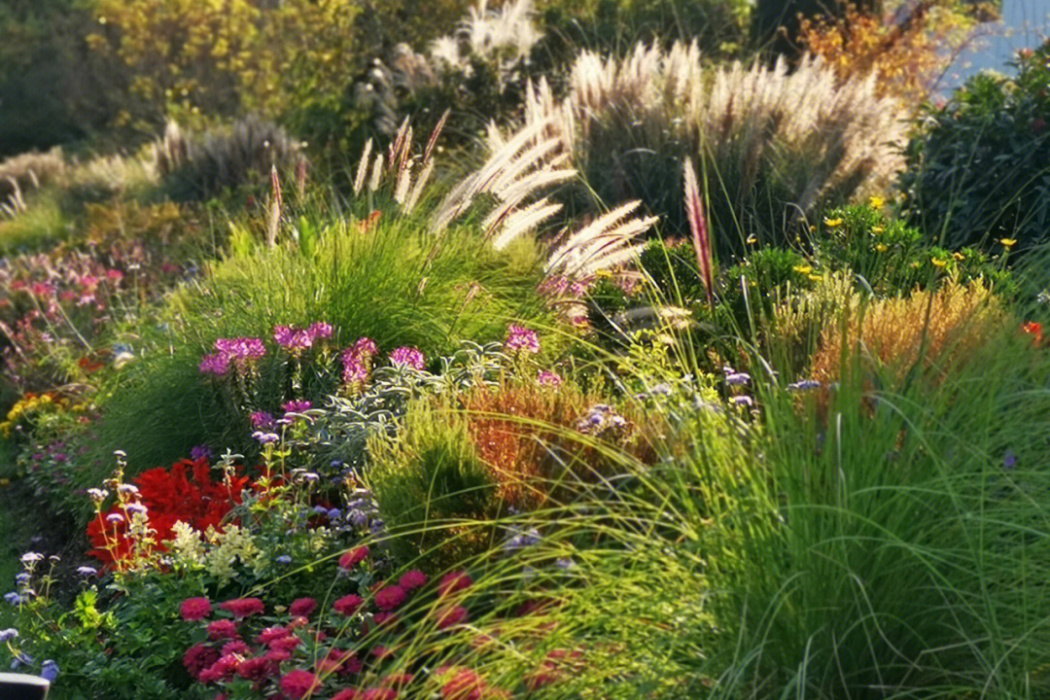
[382,283,1050,698]
[494,41,908,257]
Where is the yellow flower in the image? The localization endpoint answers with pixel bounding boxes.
[931,257,948,268]
[872,226,884,234]
[746,234,758,245]
[910,261,921,269]
[823,217,844,228]
[1000,238,1017,249]
[953,252,965,261]
[869,195,886,209]
[793,265,814,275]
[875,243,888,252]
[808,274,823,282]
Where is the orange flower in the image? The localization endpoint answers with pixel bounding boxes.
[1022,321,1043,346]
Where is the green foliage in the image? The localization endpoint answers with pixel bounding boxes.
[900,39,1050,254]
[85,213,551,476]
[368,401,499,567]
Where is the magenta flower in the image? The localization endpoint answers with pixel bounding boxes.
[183,643,219,680]
[374,585,407,612]
[398,569,427,592]
[180,597,212,621]
[250,411,275,429]
[436,605,469,629]
[505,324,540,354]
[219,597,265,619]
[207,619,239,641]
[537,371,562,387]
[339,545,369,570]
[280,669,320,700]
[342,354,369,384]
[199,353,230,376]
[438,570,473,597]
[353,337,378,357]
[307,322,334,341]
[215,337,266,361]
[389,346,425,370]
[274,325,313,352]
[282,400,312,414]
[288,597,317,618]
[333,594,364,616]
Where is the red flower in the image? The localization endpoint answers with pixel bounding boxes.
[333,594,364,616]
[360,689,397,700]
[374,585,407,612]
[183,643,220,680]
[220,597,265,619]
[1023,321,1043,346]
[289,597,317,618]
[397,570,427,592]
[257,626,291,645]
[180,597,213,621]
[199,654,241,683]
[339,545,369,570]
[207,619,239,641]
[436,605,468,629]
[438,571,473,597]
[331,691,359,700]
[280,669,321,699]
[440,668,486,700]
[237,656,273,683]
[220,640,250,657]
[269,635,302,653]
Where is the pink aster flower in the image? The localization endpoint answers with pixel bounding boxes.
[219,597,265,619]
[207,619,239,641]
[374,585,407,612]
[438,570,473,597]
[388,346,425,370]
[250,411,275,429]
[237,656,272,683]
[183,643,219,680]
[274,325,313,352]
[282,400,312,414]
[280,669,320,700]
[307,322,334,341]
[339,545,369,570]
[436,605,469,629]
[505,325,540,354]
[180,597,213,621]
[537,371,562,387]
[398,569,427,592]
[288,597,317,618]
[333,594,364,616]
[199,353,230,376]
[257,626,291,646]
[220,640,249,657]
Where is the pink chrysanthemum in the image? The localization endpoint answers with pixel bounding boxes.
[438,570,474,597]
[388,346,425,370]
[207,619,239,641]
[505,325,540,354]
[280,669,320,700]
[288,597,317,618]
[180,597,213,621]
[219,597,265,619]
[333,594,364,616]
[398,569,427,592]
[436,605,469,629]
[374,585,407,612]
[339,545,369,570]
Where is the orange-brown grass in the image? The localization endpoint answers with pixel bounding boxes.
[810,280,1008,395]
[461,381,658,511]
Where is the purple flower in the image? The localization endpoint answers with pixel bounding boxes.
[787,380,821,391]
[250,411,275,429]
[274,325,312,352]
[388,346,425,370]
[352,337,378,357]
[282,400,312,414]
[537,371,563,387]
[1004,449,1017,470]
[505,324,540,354]
[215,337,266,361]
[0,628,18,642]
[731,395,754,408]
[41,660,59,682]
[726,372,750,386]
[307,322,333,341]
[199,353,230,376]
[342,355,368,384]
[76,566,98,577]
[252,431,280,445]
[106,513,125,524]
[189,445,212,461]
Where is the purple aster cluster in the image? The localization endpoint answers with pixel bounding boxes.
[200,337,267,376]
[537,371,563,387]
[505,325,540,354]
[250,411,275,429]
[341,337,379,385]
[388,346,425,371]
[273,321,332,353]
[282,400,312,414]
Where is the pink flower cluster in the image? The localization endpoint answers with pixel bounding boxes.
[388,346,425,371]
[504,325,540,354]
[199,337,267,376]
[274,322,334,353]
[342,338,379,385]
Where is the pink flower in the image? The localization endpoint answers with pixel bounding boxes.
[282,400,313,414]
[280,669,321,699]
[537,371,562,387]
[219,597,265,619]
[207,619,239,641]
[333,594,364,616]
[180,597,213,621]
[331,691,360,700]
[374,585,406,612]
[270,635,302,653]
[308,322,334,341]
[199,353,230,376]
[250,411,275,429]
[183,643,219,679]
[352,337,378,357]
[199,654,241,683]
[257,626,291,646]
[274,325,313,352]
[288,597,317,618]
[360,690,397,700]
[388,346,425,370]
[398,569,427,592]
[220,640,249,657]
[505,325,540,354]
[373,612,399,627]
[237,656,272,682]
[438,570,473,597]
[339,545,369,570]
[436,605,469,629]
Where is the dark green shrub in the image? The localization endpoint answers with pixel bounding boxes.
[899,39,1050,254]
